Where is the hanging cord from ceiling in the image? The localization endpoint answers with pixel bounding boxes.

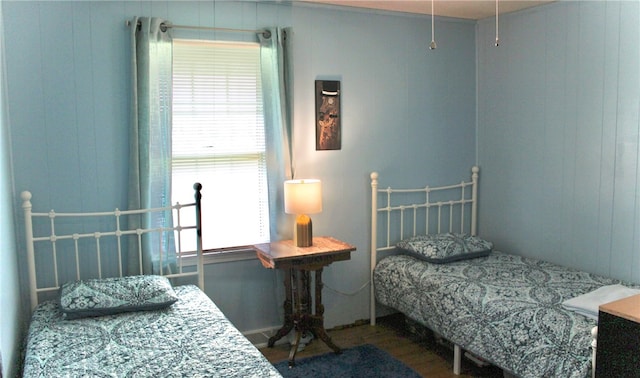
[495,0,500,46]
[429,0,437,50]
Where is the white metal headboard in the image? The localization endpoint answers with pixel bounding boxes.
[369,166,479,325]
[22,183,204,310]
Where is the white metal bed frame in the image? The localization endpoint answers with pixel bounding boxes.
[369,166,599,377]
[22,183,204,310]
[369,166,478,374]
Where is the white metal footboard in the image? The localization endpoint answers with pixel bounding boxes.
[22,183,203,310]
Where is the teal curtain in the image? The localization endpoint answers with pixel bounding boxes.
[128,17,176,275]
[259,27,293,242]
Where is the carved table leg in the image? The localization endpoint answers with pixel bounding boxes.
[313,268,342,354]
[300,270,310,314]
[288,269,309,367]
[268,268,294,347]
[288,326,302,367]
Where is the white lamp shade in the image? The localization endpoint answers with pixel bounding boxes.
[284,179,322,215]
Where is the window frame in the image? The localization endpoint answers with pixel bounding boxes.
[171,38,270,261]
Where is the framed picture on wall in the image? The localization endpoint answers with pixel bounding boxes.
[315,80,341,150]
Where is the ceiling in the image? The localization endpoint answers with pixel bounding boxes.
[302,0,555,20]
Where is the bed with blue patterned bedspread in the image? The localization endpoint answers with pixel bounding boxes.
[23,284,282,377]
[374,251,631,378]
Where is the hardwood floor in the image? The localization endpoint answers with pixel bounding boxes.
[260,314,504,377]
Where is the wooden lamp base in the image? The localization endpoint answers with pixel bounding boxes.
[294,214,312,247]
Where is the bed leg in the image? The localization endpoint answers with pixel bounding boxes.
[453,344,462,375]
[591,326,597,378]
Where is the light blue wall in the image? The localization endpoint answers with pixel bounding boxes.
[288,5,476,327]
[3,0,476,338]
[0,106,19,378]
[0,116,19,378]
[6,0,639,371]
[477,1,640,284]
[0,1,22,376]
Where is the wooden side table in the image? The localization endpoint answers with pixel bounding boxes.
[254,236,356,367]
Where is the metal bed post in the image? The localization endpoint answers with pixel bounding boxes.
[454,165,479,375]
[591,326,597,378]
[194,183,204,291]
[453,345,462,375]
[22,191,38,310]
[370,172,378,326]
[471,166,479,236]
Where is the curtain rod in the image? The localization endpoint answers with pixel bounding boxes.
[126,20,269,37]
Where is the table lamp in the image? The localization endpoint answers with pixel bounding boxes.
[284,179,322,247]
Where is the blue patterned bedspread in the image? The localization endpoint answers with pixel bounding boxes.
[23,285,282,377]
[374,252,631,378]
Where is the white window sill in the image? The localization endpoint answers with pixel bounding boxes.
[203,247,258,264]
[180,247,259,266]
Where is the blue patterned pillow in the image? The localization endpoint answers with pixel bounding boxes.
[396,233,493,263]
[59,275,178,319]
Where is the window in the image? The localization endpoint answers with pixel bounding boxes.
[171,39,270,253]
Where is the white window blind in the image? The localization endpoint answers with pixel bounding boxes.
[171,39,270,252]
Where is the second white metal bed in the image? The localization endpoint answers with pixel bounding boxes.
[369,167,623,377]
